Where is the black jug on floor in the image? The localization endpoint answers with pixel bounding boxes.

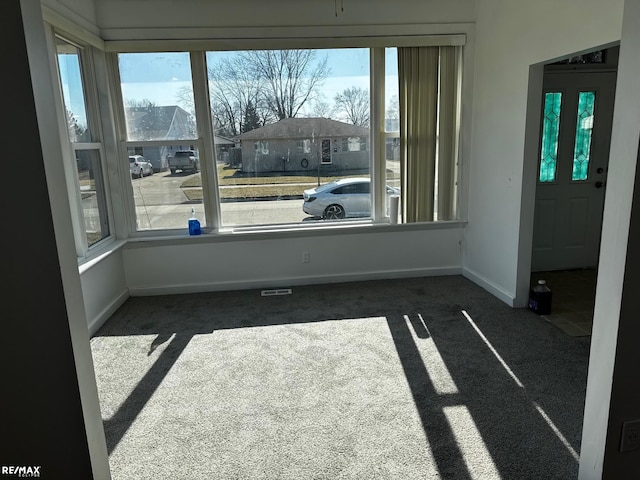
[529,279,552,315]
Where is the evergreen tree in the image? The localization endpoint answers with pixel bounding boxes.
[241,100,262,133]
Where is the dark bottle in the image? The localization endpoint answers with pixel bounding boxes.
[529,279,552,315]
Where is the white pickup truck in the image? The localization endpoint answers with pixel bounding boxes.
[168,150,200,174]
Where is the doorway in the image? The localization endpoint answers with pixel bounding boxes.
[529,47,618,332]
[532,70,617,271]
[530,268,597,336]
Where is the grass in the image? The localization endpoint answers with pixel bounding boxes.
[180,164,370,201]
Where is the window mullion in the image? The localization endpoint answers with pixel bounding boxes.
[190,51,220,232]
[370,47,387,223]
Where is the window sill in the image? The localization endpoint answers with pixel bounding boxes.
[124,219,468,249]
[78,238,127,274]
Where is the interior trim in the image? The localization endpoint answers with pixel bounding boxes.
[102,24,471,52]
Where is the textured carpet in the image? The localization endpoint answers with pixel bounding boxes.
[90,275,591,479]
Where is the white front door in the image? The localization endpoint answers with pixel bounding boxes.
[532,71,616,271]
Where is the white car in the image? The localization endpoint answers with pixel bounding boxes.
[302,177,400,220]
[129,155,153,178]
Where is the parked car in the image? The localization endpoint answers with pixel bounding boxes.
[302,177,400,220]
[168,150,200,174]
[129,155,153,178]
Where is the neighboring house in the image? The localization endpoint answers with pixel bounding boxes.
[213,135,236,164]
[125,105,236,171]
[236,117,370,173]
[125,105,197,172]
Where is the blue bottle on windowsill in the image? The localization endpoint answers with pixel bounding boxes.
[188,207,201,235]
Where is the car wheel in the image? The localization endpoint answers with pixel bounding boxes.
[324,204,345,220]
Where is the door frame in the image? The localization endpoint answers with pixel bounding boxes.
[516,44,620,307]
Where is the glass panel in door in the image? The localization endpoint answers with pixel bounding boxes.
[572,91,596,181]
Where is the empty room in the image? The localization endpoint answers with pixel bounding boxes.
[4,0,640,479]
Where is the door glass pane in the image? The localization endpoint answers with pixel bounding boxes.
[572,91,596,181]
[539,92,562,183]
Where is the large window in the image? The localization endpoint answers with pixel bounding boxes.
[114,41,463,233]
[55,36,110,251]
[117,52,202,232]
[206,48,371,228]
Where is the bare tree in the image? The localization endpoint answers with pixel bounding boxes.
[66,109,88,143]
[149,50,330,137]
[307,97,333,118]
[124,99,162,141]
[175,86,195,116]
[385,94,399,131]
[245,50,330,120]
[334,86,370,127]
[207,54,274,136]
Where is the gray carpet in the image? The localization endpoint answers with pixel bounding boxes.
[90,275,591,479]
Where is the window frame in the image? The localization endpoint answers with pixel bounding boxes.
[47,28,115,258]
[107,33,466,236]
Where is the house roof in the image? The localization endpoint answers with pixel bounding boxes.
[237,117,370,141]
[125,105,193,139]
[214,135,235,145]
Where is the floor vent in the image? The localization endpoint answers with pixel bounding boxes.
[261,288,293,297]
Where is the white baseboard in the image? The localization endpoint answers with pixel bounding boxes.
[462,267,516,307]
[87,289,129,337]
[127,266,463,297]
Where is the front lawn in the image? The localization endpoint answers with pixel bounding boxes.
[180,164,368,201]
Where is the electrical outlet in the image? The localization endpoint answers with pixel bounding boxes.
[620,419,640,452]
[302,251,310,263]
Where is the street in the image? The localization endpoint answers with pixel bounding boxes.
[129,170,313,230]
[83,163,400,233]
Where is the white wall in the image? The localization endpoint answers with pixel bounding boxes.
[123,225,464,295]
[94,0,475,32]
[80,247,129,336]
[42,0,98,36]
[466,0,624,306]
[25,0,111,477]
[580,0,640,476]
